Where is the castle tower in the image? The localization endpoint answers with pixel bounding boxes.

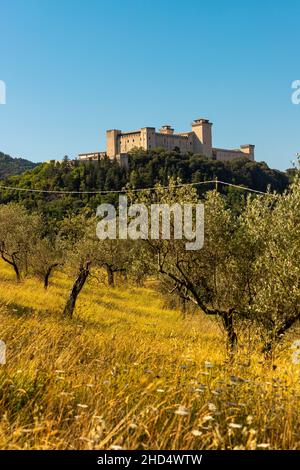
[159,125,174,135]
[140,127,156,150]
[106,129,121,158]
[239,144,255,159]
[191,118,213,158]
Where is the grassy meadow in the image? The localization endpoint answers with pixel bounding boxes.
[0,260,300,450]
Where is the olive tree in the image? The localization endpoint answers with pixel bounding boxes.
[246,175,300,353]
[60,212,135,317]
[59,213,98,318]
[0,203,42,281]
[130,179,262,350]
[134,175,300,353]
[93,238,134,286]
[29,236,64,288]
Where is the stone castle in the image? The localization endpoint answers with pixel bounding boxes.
[78,118,255,163]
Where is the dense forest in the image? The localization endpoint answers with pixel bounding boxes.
[0,151,38,178]
[0,149,292,220]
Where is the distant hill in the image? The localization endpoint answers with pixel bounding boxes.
[0,151,38,178]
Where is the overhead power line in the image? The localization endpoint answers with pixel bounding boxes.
[0,180,274,196]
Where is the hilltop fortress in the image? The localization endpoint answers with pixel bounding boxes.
[78,118,255,163]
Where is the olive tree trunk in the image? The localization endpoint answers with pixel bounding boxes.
[222,309,237,351]
[63,261,91,318]
[104,263,114,286]
[1,252,21,282]
[44,263,59,289]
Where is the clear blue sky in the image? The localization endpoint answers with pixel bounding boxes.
[0,0,299,170]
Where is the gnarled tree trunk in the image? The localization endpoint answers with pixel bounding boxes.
[44,263,59,289]
[63,261,91,318]
[104,263,114,286]
[1,252,21,282]
[222,309,238,352]
[207,307,238,351]
[262,313,300,356]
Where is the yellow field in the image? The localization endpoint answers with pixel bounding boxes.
[0,260,300,450]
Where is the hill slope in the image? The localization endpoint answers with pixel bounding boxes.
[0,151,290,219]
[0,151,38,178]
[0,259,299,449]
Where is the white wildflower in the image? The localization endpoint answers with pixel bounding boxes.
[204,361,214,369]
[129,423,138,430]
[228,423,243,429]
[208,403,217,412]
[191,430,202,437]
[256,443,270,449]
[202,415,214,423]
[175,406,189,416]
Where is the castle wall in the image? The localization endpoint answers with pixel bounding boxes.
[213,148,255,162]
[119,131,142,153]
[78,151,106,161]
[154,132,193,153]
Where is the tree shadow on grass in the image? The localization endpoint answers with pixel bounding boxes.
[0,301,35,317]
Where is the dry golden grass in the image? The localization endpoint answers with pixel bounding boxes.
[0,260,300,450]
